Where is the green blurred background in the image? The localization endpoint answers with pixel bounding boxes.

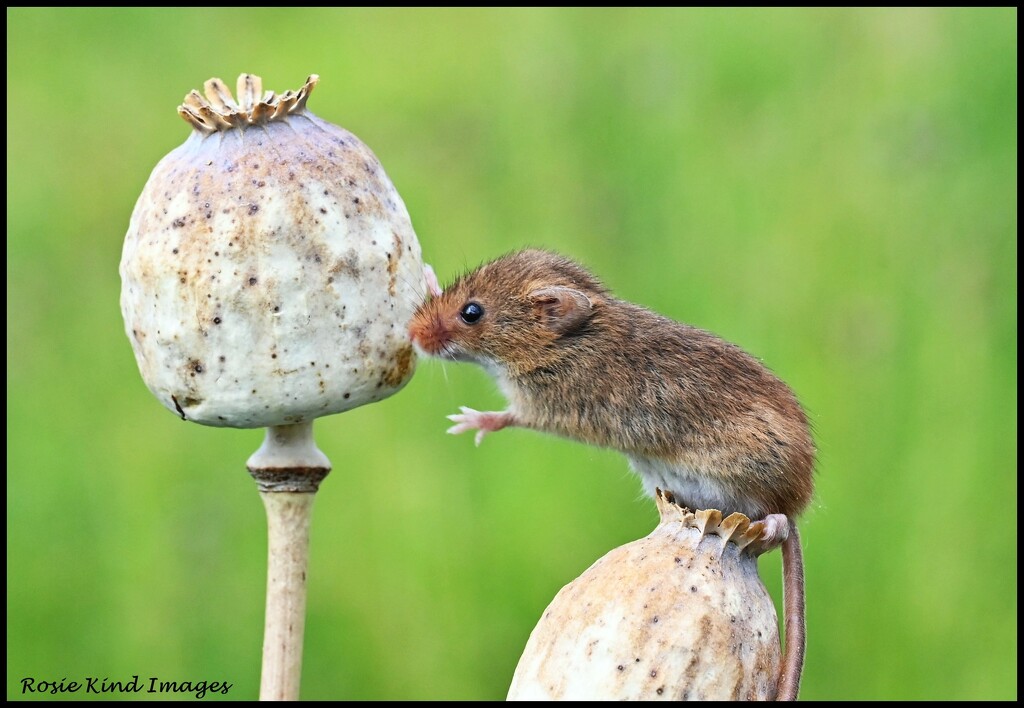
[6,7,1017,701]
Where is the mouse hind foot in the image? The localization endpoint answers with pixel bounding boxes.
[757,513,790,545]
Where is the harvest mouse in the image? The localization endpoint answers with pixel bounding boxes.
[410,249,814,701]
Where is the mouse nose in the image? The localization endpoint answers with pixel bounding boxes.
[408,311,448,355]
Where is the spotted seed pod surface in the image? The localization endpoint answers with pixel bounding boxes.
[507,492,783,701]
[120,74,424,428]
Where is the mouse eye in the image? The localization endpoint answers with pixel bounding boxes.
[459,302,484,324]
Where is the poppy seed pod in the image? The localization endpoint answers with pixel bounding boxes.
[508,491,785,701]
[120,73,424,428]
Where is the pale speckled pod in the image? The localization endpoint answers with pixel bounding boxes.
[508,492,782,701]
[120,74,424,428]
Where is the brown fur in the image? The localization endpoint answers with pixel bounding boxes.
[410,249,816,700]
[409,249,815,518]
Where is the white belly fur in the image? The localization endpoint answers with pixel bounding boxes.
[627,456,765,519]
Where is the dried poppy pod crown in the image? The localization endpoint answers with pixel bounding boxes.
[120,73,425,428]
[508,491,785,701]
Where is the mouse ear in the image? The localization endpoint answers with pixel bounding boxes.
[529,286,593,334]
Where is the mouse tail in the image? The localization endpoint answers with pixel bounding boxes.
[776,518,805,701]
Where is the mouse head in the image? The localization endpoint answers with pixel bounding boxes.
[408,249,608,375]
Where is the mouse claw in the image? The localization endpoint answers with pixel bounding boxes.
[757,513,790,545]
[446,406,475,424]
[445,406,514,446]
[446,406,480,438]
[446,422,489,446]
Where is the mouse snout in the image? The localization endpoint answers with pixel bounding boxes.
[408,310,451,357]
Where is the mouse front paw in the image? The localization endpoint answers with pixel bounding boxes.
[446,407,515,446]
